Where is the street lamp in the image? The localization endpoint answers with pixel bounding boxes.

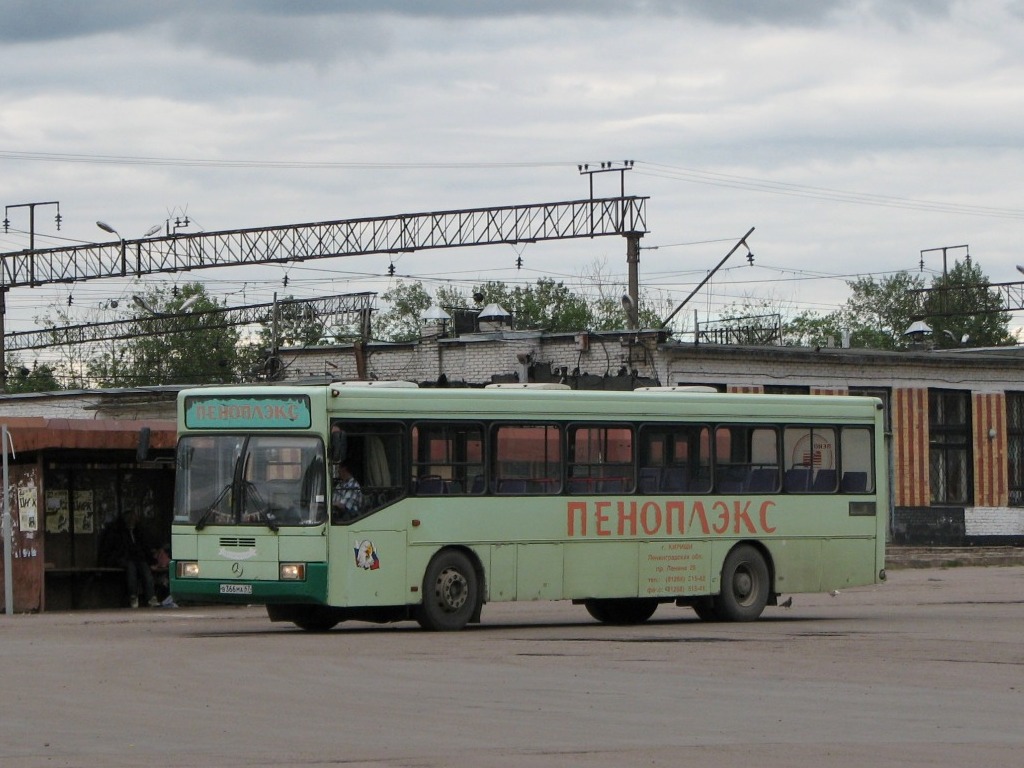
[96,220,120,239]
[97,221,161,239]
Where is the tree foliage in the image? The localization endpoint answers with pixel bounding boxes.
[841,272,927,350]
[373,276,663,341]
[923,260,1014,348]
[783,261,1013,350]
[87,284,243,387]
[2,360,62,393]
[374,281,434,342]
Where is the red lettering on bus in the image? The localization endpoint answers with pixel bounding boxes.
[567,497,778,538]
[640,501,662,535]
[667,501,685,535]
[733,501,757,534]
[712,500,730,534]
[688,501,710,534]
[618,501,637,536]
[594,501,611,536]
[567,501,587,536]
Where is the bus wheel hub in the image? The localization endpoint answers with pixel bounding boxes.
[436,568,468,612]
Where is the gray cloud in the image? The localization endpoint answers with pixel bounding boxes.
[1,0,956,45]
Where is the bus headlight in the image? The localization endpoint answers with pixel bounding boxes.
[177,561,201,578]
[279,563,306,581]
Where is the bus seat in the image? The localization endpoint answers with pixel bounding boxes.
[598,477,629,493]
[661,467,688,492]
[746,467,779,493]
[784,467,812,492]
[812,469,837,492]
[469,475,486,494]
[841,471,868,493]
[567,477,593,494]
[717,466,748,493]
[416,475,447,494]
[690,468,712,494]
[638,467,660,493]
[497,478,529,494]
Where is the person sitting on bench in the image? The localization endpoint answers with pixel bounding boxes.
[104,510,159,608]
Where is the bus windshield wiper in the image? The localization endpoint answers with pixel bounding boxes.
[195,482,232,530]
[243,481,279,532]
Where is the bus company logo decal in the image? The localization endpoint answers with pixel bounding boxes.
[354,540,380,570]
[218,546,258,560]
[566,499,777,538]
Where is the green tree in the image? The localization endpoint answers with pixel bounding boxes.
[923,260,1014,348]
[784,310,845,348]
[840,272,927,350]
[373,277,674,342]
[476,278,591,332]
[87,283,242,386]
[374,281,434,342]
[2,360,62,393]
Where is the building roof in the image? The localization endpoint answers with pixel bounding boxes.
[1,417,176,453]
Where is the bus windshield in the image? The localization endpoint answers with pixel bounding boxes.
[174,434,327,528]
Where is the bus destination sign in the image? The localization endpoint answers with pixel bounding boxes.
[184,395,313,429]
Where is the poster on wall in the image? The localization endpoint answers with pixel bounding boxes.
[45,490,69,534]
[73,490,95,535]
[17,485,38,532]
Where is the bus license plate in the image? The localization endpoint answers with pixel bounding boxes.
[219,583,253,595]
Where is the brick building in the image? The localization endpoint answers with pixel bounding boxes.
[278,327,1024,546]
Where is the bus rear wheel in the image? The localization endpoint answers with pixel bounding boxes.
[716,545,770,622]
[584,598,659,625]
[416,550,479,631]
[691,597,719,621]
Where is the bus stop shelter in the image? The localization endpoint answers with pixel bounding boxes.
[0,417,176,612]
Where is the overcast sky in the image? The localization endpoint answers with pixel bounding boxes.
[2,0,1024,363]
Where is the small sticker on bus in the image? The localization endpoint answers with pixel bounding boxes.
[219,583,253,595]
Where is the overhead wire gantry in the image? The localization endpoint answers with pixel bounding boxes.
[0,193,648,384]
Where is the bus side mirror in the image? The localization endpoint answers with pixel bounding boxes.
[330,428,347,464]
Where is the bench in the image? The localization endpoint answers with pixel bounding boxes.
[45,567,127,610]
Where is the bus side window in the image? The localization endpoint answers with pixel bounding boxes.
[331,422,405,515]
[567,424,634,495]
[493,424,561,495]
[411,423,485,496]
[840,427,874,493]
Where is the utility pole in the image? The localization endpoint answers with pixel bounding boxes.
[660,227,756,332]
[919,244,969,318]
[1,201,62,390]
[578,162,641,327]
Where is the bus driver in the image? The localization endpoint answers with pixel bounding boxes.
[332,462,363,522]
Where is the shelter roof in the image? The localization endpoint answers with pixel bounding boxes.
[0,418,176,453]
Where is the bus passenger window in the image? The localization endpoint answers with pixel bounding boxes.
[412,423,485,495]
[567,425,634,495]
[840,428,874,493]
[783,426,837,494]
[493,424,561,494]
[715,425,778,493]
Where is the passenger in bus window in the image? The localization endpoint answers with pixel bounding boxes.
[332,463,363,523]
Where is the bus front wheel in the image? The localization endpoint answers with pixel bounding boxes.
[416,550,479,631]
[584,598,659,625]
[716,545,770,622]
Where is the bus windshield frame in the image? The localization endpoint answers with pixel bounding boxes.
[174,433,327,529]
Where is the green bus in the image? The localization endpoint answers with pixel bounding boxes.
[170,382,887,630]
